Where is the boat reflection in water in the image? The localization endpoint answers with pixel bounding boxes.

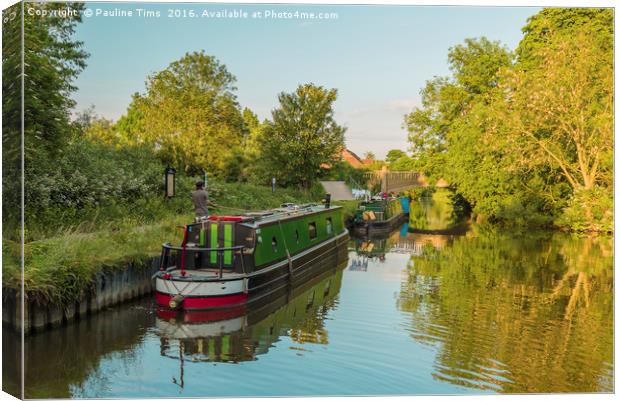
[349,222,461,272]
[4,244,348,398]
[155,259,347,386]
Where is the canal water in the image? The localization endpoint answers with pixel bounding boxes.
[3,223,613,398]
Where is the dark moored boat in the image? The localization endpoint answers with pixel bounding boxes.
[353,196,409,236]
[154,202,349,311]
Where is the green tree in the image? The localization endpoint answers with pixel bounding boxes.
[259,84,346,189]
[83,116,117,146]
[239,108,269,183]
[516,8,613,70]
[22,3,88,154]
[390,155,416,171]
[404,8,613,231]
[3,2,88,229]
[497,31,611,192]
[385,149,406,165]
[385,149,416,171]
[115,51,244,176]
[406,37,512,159]
[490,28,612,231]
[112,102,146,148]
[405,37,516,220]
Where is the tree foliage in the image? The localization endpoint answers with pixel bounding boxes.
[405,8,613,231]
[8,2,88,157]
[385,149,417,171]
[406,37,516,219]
[494,29,612,187]
[113,51,244,176]
[238,108,269,183]
[516,8,613,70]
[3,2,89,227]
[488,10,613,230]
[385,149,406,164]
[258,84,346,189]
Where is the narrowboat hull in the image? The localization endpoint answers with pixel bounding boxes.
[353,212,408,237]
[155,229,349,310]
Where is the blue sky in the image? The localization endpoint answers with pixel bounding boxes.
[73,3,540,158]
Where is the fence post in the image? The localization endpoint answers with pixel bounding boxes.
[381,165,388,193]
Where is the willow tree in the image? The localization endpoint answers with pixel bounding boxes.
[116,51,244,176]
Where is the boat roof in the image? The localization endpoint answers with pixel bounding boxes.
[240,203,341,228]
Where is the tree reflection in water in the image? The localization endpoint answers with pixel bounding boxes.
[398,227,613,393]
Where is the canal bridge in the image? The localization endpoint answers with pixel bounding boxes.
[363,166,449,193]
[321,167,449,201]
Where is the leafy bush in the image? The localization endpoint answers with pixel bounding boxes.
[556,187,613,233]
[495,195,556,228]
[11,140,170,240]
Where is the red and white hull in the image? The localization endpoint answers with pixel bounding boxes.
[155,273,248,310]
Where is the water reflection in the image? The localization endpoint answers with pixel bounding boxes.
[409,189,469,232]
[156,264,344,363]
[3,224,613,397]
[4,262,346,398]
[4,299,155,398]
[350,227,459,270]
[398,227,613,393]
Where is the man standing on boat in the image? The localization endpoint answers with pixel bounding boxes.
[191,181,212,219]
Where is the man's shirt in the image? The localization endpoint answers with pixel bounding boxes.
[191,189,209,217]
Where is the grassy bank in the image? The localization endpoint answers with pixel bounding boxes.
[3,181,324,304]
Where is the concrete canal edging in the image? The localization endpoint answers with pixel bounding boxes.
[2,257,160,335]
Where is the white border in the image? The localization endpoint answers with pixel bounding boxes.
[0,1,616,401]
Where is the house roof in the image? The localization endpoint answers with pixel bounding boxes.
[343,148,363,164]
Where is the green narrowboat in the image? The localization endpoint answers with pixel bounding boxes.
[154,202,349,311]
[353,196,409,236]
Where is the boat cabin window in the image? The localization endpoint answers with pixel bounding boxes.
[326,218,333,235]
[308,222,317,240]
[295,229,300,244]
[272,236,278,252]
